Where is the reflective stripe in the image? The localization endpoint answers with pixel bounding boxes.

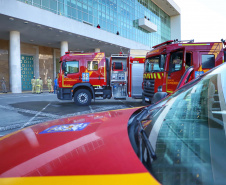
[157,73,161,79]
[180,44,210,46]
[154,73,156,79]
[104,62,106,82]
[71,53,93,55]
[0,173,159,185]
[167,90,173,93]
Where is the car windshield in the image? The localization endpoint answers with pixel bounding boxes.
[145,55,166,72]
[138,63,226,185]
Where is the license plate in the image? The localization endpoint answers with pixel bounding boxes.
[145,97,149,101]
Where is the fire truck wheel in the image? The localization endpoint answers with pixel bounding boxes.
[74,89,91,106]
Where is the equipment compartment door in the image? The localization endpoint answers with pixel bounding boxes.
[167,49,186,93]
[131,63,144,98]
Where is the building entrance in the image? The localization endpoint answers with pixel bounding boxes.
[21,55,34,91]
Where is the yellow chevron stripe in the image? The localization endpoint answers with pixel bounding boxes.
[0,173,159,185]
[208,43,223,59]
[157,73,161,79]
[93,53,105,64]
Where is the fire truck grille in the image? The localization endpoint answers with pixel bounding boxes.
[143,79,155,98]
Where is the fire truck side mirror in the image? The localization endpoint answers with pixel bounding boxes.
[159,57,164,70]
[62,62,67,72]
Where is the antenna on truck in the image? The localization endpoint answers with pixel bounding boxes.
[221,39,226,46]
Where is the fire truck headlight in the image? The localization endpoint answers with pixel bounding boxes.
[157,86,162,92]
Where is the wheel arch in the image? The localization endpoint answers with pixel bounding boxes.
[72,83,95,99]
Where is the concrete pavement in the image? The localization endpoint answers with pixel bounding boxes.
[0,92,144,136]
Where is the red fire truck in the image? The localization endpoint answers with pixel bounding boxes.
[57,50,147,105]
[142,39,226,103]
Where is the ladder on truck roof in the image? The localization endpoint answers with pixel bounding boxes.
[174,39,194,43]
[152,39,194,49]
[111,54,128,58]
[65,51,84,54]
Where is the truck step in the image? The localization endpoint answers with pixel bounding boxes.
[95,97,104,100]
[114,97,126,100]
[95,92,103,95]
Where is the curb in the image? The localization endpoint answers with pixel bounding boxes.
[0,90,51,95]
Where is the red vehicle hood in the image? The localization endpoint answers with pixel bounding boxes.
[0,108,159,185]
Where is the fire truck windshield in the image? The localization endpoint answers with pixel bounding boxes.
[145,55,166,72]
[65,61,79,74]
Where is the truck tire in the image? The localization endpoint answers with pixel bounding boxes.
[74,89,91,106]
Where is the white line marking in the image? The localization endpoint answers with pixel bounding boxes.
[119,100,133,108]
[0,104,129,135]
[22,103,51,128]
[0,105,60,119]
[0,124,21,131]
[89,105,94,113]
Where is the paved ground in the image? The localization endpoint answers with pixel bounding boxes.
[0,91,144,136]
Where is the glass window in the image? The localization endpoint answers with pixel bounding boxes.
[19,0,171,48]
[58,1,64,15]
[169,51,183,73]
[33,0,41,7]
[87,61,98,70]
[42,0,50,9]
[66,61,79,73]
[202,54,215,69]
[50,0,57,14]
[145,54,166,72]
[71,7,77,19]
[83,12,88,22]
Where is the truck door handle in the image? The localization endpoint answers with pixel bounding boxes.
[79,76,81,80]
[99,75,100,80]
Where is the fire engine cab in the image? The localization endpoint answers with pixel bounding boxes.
[57,52,111,106]
[143,39,226,103]
[57,50,147,106]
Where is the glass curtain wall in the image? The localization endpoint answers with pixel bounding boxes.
[19,0,171,47]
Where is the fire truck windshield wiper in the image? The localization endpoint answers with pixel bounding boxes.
[137,119,157,161]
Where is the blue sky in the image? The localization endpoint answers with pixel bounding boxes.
[173,0,226,42]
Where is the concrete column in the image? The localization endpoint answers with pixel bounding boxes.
[95,48,100,52]
[61,41,68,56]
[33,46,39,78]
[171,15,181,40]
[9,31,21,93]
